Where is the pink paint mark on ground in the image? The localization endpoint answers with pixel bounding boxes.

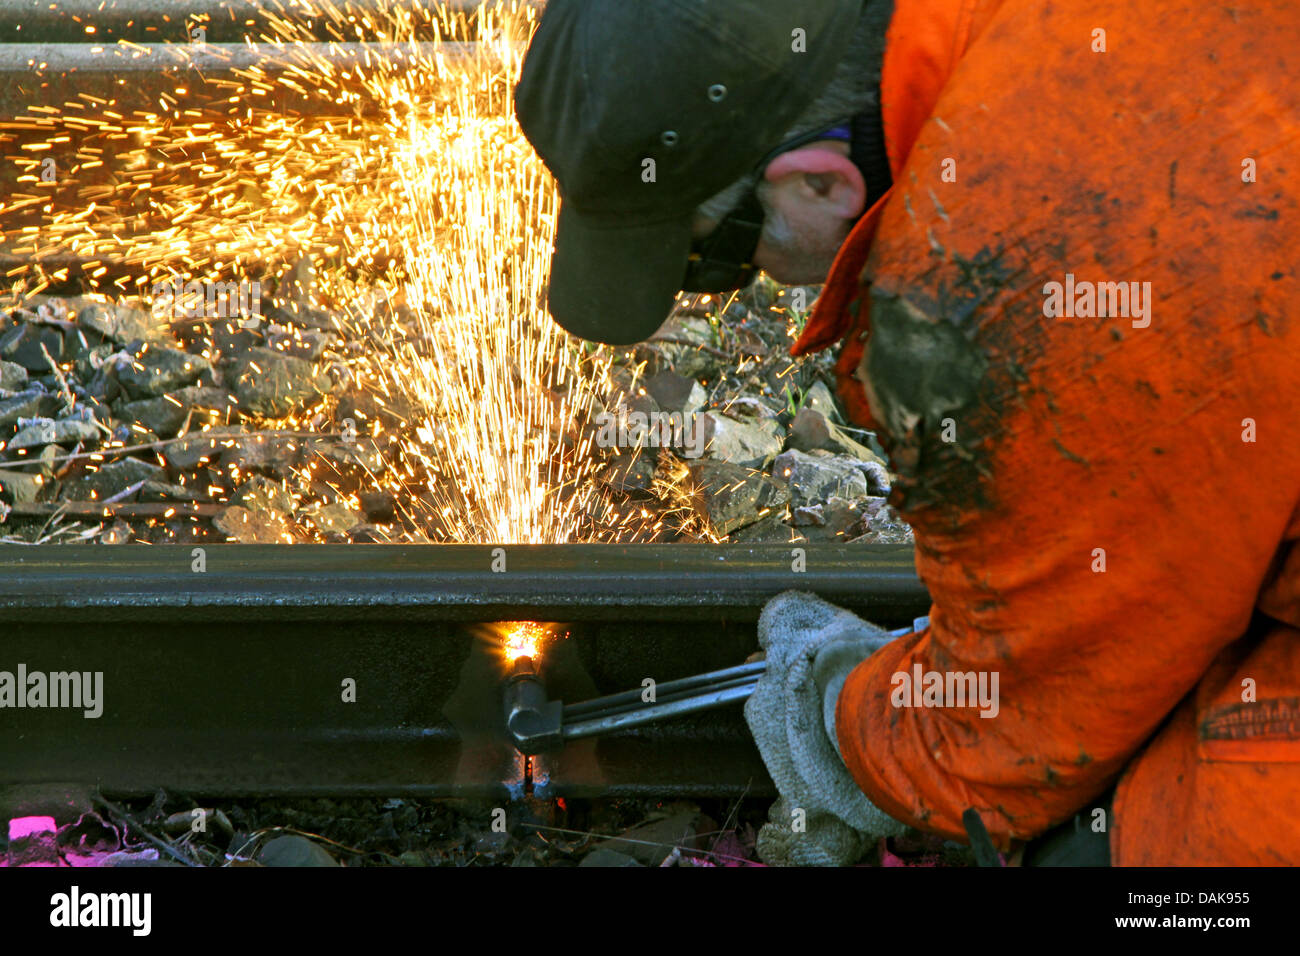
[8,816,56,841]
[708,831,757,866]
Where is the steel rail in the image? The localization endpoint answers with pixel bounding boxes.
[0,38,487,116]
[0,543,929,804]
[0,40,475,73]
[0,33,509,271]
[0,1,540,45]
[0,7,527,269]
[0,34,507,126]
[0,542,929,622]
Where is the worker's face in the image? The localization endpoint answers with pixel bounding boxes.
[694,141,867,287]
[754,141,867,284]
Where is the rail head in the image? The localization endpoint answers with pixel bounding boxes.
[0,542,929,623]
[0,1,538,45]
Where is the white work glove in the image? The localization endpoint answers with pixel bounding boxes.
[744,590,908,866]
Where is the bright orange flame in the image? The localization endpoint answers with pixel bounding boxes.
[501,621,549,661]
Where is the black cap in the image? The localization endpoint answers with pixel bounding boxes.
[516,0,863,345]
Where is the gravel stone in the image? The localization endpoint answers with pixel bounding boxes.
[856,459,892,496]
[359,491,397,522]
[728,509,797,543]
[62,457,164,501]
[228,347,329,418]
[230,475,295,513]
[795,495,870,542]
[0,360,27,390]
[701,411,783,469]
[643,370,706,416]
[257,834,338,867]
[0,388,57,429]
[306,437,385,473]
[0,468,45,503]
[721,396,781,420]
[212,505,295,543]
[792,504,826,527]
[217,432,304,478]
[117,386,230,437]
[76,301,162,345]
[304,501,360,535]
[599,450,658,497]
[686,459,790,535]
[8,415,99,450]
[649,317,721,380]
[0,324,64,372]
[116,344,211,400]
[788,407,884,464]
[335,389,417,433]
[801,380,840,422]
[772,448,870,507]
[864,501,914,544]
[162,427,247,473]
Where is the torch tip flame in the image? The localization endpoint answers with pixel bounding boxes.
[501,620,548,661]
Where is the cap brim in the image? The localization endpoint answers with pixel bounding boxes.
[546,202,693,345]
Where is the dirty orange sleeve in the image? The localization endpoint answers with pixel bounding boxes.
[834,0,1300,847]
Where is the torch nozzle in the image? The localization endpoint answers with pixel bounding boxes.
[502,655,563,755]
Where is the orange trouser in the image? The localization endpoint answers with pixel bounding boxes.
[833,0,1300,864]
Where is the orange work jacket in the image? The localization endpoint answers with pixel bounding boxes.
[806,0,1300,864]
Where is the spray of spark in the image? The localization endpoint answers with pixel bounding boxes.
[498,620,551,661]
[0,1,704,543]
[342,8,622,541]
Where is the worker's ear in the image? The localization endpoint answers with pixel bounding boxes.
[764,145,866,220]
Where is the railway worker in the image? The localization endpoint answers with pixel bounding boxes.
[515,0,1300,865]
